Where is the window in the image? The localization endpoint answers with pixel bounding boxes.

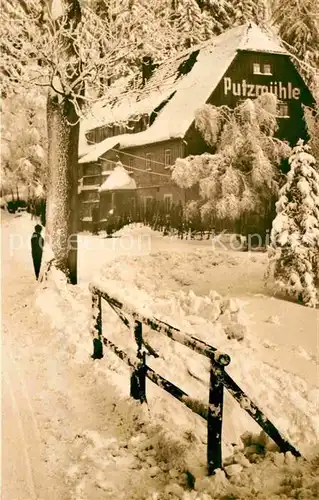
[128,157,134,170]
[101,159,113,172]
[263,64,272,75]
[277,102,289,118]
[146,153,153,171]
[164,149,172,167]
[144,196,153,212]
[253,63,272,75]
[164,194,173,212]
[253,63,261,74]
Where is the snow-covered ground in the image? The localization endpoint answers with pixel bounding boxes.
[2,212,319,499]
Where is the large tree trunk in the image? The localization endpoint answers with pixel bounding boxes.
[46,92,79,284]
[44,0,82,284]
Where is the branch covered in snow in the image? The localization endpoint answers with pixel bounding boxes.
[1,89,48,195]
[0,0,184,111]
[172,96,290,220]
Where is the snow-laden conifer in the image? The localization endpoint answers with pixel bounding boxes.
[268,140,319,307]
[1,90,47,197]
[172,94,290,222]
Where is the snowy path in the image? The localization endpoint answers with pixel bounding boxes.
[2,342,38,499]
[1,214,187,499]
[1,216,70,499]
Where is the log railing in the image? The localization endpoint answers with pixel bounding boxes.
[89,283,301,474]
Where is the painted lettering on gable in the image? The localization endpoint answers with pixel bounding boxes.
[247,84,255,97]
[223,77,301,100]
[292,88,300,99]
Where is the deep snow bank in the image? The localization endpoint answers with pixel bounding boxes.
[36,260,319,499]
[32,218,318,499]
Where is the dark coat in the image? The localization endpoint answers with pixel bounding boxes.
[31,232,44,256]
[31,232,44,279]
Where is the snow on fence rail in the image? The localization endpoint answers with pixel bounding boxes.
[89,283,301,474]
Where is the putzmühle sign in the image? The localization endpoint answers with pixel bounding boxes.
[224,77,301,100]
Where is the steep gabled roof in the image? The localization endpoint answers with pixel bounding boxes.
[80,23,288,163]
[237,23,288,54]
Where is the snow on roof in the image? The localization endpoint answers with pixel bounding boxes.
[81,185,99,191]
[99,165,137,192]
[80,23,288,159]
[238,23,288,54]
[79,137,120,164]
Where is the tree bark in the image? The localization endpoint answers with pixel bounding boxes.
[46,92,79,284]
[44,0,83,284]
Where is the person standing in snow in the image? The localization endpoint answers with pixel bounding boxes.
[31,224,44,280]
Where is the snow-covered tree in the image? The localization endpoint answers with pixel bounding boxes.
[172,95,290,225]
[176,0,203,48]
[232,0,267,25]
[267,141,319,308]
[0,0,181,284]
[1,0,316,284]
[87,0,183,83]
[270,0,319,85]
[1,90,47,198]
[303,105,319,165]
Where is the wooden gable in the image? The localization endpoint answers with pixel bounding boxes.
[207,51,315,144]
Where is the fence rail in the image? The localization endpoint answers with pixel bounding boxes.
[85,196,275,242]
[89,283,301,474]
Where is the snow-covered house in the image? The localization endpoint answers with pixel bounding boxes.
[78,22,315,226]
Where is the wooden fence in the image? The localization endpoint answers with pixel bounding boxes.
[90,198,274,245]
[89,283,301,474]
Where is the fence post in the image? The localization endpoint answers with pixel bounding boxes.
[207,360,224,475]
[130,320,147,403]
[91,292,103,359]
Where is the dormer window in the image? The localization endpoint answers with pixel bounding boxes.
[253,63,261,74]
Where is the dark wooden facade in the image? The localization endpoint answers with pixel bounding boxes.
[207,51,314,144]
[79,139,190,228]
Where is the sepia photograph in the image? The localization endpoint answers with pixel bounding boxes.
[1,1,318,498]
